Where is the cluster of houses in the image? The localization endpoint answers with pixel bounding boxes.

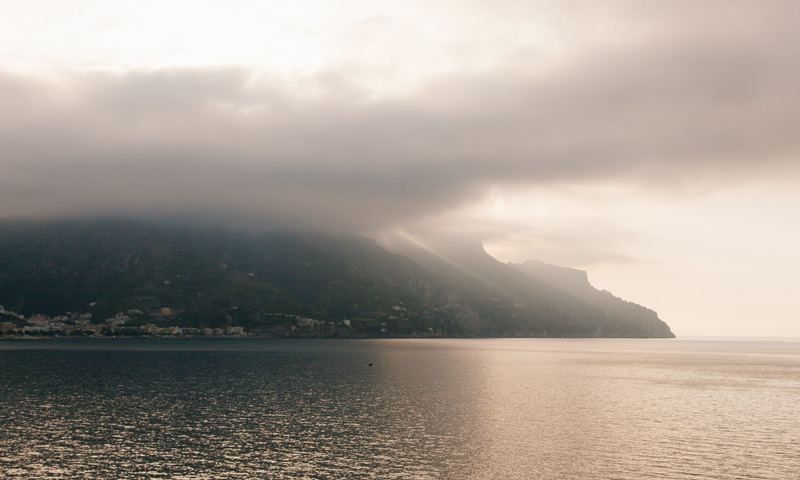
[0,303,416,338]
[0,305,246,337]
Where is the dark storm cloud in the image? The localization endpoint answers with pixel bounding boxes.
[2,9,800,230]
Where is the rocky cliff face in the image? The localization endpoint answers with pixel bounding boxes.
[379,232,674,338]
[509,260,671,337]
[511,260,592,295]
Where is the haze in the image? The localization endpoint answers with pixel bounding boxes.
[2,0,799,337]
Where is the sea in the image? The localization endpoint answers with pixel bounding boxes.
[1,337,798,479]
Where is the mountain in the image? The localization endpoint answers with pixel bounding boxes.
[509,260,670,337]
[0,218,674,337]
[377,232,674,338]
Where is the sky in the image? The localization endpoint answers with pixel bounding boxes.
[1,0,799,337]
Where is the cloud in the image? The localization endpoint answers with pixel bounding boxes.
[2,2,800,234]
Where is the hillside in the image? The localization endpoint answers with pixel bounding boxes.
[378,232,674,338]
[0,219,674,337]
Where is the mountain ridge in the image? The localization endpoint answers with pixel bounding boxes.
[0,218,674,337]
[376,231,673,338]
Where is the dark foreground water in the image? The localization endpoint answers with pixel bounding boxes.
[1,338,799,479]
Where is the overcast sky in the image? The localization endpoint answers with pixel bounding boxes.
[2,0,799,337]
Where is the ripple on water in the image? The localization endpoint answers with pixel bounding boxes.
[1,338,799,479]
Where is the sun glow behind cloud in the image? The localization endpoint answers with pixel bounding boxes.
[1,0,572,94]
[3,0,343,72]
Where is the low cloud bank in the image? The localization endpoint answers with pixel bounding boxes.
[2,4,800,232]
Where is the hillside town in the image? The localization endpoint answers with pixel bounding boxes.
[0,305,248,337]
[0,305,405,338]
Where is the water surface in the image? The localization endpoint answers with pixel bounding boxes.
[1,338,798,479]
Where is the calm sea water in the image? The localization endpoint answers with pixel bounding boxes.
[1,337,799,479]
